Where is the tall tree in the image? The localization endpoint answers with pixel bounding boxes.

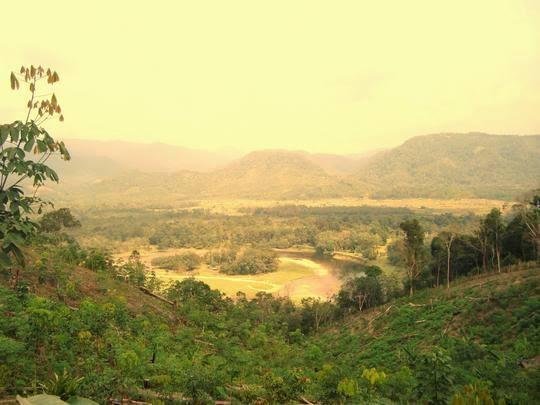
[480,208,504,273]
[0,66,70,285]
[514,193,540,260]
[399,219,425,296]
[438,229,459,289]
[430,236,445,287]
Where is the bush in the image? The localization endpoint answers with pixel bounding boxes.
[336,275,384,312]
[220,248,278,275]
[151,252,201,271]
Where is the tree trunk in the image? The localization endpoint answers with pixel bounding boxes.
[481,242,487,273]
[446,246,451,289]
[409,270,414,297]
[446,235,454,289]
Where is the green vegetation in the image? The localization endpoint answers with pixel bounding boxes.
[220,248,278,275]
[39,209,81,234]
[1,65,70,285]
[360,133,540,199]
[0,231,538,403]
[151,252,202,271]
[69,205,479,256]
[1,68,539,404]
[48,134,540,205]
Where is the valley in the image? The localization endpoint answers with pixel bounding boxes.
[1,26,539,402]
[116,248,341,301]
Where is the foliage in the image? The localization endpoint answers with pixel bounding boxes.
[39,209,81,233]
[0,240,538,403]
[1,66,70,280]
[151,252,201,271]
[220,247,278,275]
[49,134,540,202]
[40,369,84,400]
[336,274,384,312]
[399,218,426,296]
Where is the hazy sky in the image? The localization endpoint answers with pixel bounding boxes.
[1,0,539,154]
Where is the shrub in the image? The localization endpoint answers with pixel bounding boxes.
[220,248,278,275]
[151,252,201,271]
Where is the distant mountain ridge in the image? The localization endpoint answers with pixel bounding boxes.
[54,139,243,174]
[358,133,540,199]
[49,133,540,203]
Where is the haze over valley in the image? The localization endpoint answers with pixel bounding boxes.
[1,1,540,404]
[49,132,540,206]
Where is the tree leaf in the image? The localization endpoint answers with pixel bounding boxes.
[0,126,8,145]
[0,251,11,268]
[10,72,19,90]
[24,137,35,152]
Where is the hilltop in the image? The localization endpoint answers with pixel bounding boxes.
[359,133,540,199]
[47,133,540,204]
[196,150,353,199]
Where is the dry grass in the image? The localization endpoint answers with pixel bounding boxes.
[173,197,508,215]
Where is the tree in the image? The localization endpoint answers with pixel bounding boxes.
[301,297,335,332]
[336,274,383,312]
[399,219,425,296]
[502,213,536,262]
[39,208,81,233]
[473,225,489,273]
[438,230,457,289]
[513,193,540,260]
[480,209,504,272]
[430,236,445,287]
[0,66,70,285]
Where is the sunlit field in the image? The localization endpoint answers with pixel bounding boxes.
[192,197,508,215]
[116,248,341,301]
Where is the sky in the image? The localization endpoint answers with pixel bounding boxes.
[1,0,539,154]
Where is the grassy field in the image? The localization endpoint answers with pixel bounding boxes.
[117,248,342,301]
[190,197,507,215]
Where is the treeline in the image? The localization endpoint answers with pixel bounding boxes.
[390,195,539,294]
[151,248,279,275]
[151,252,201,271]
[72,205,478,259]
[213,248,278,275]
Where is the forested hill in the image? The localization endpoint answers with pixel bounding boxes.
[358,133,540,199]
[49,133,540,203]
[197,150,355,199]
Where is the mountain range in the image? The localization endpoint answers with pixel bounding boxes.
[48,133,540,204]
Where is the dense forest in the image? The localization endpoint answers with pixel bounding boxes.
[69,205,479,257]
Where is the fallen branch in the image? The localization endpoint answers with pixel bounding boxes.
[138,287,174,306]
[442,311,462,335]
[367,304,394,332]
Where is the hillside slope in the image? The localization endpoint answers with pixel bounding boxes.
[357,133,540,199]
[1,241,538,403]
[198,150,355,199]
[46,133,540,203]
